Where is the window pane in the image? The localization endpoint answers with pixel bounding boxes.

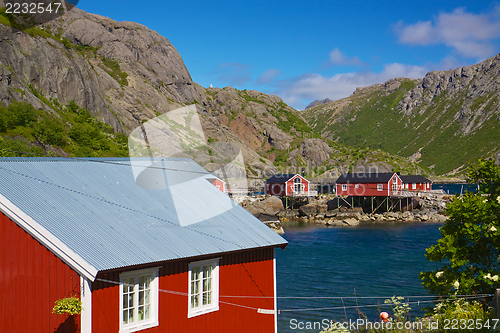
[123,310,128,324]
[203,292,208,305]
[139,276,144,290]
[145,290,150,304]
[145,304,150,320]
[203,265,211,278]
[138,306,144,321]
[139,291,144,306]
[192,295,199,308]
[129,294,134,308]
[129,309,134,323]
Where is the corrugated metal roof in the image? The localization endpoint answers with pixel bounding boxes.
[399,175,432,183]
[266,174,298,183]
[0,157,287,274]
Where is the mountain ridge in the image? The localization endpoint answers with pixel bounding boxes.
[303,57,500,175]
[0,5,442,181]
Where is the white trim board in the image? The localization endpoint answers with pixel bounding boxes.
[81,276,92,333]
[0,194,98,281]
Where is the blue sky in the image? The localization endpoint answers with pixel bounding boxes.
[77,0,500,110]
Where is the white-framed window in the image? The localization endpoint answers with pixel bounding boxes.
[188,258,220,318]
[341,184,347,191]
[392,177,397,184]
[294,177,302,193]
[355,184,360,188]
[119,267,159,333]
[412,183,417,189]
[377,184,383,191]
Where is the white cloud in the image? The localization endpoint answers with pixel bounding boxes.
[328,48,365,66]
[256,68,281,85]
[277,63,428,110]
[394,7,500,59]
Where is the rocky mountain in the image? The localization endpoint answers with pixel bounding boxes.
[0,4,427,184]
[303,56,500,175]
[305,98,333,109]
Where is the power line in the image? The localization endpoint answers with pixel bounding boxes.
[94,277,492,314]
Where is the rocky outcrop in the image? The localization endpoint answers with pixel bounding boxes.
[243,196,284,216]
[288,139,334,166]
[298,201,327,217]
[305,98,333,109]
[0,6,203,131]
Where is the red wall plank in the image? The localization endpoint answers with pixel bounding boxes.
[0,212,81,333]
[92,247,276,333]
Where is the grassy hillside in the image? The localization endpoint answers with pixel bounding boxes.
[0,101,128,158]
[304,72,500,176]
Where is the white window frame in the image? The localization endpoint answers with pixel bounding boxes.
[119,267,159,333]
[341,184,347,191]
[412,183,417,189]
[377,184,383,191]
[188,258,220,318]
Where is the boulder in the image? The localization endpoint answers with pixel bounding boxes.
[325,210,338,218]
[431,214,448,223]
[276,209,300,219]
[299,202,328,217]
[245,196,284,216]
[343,218,360,226]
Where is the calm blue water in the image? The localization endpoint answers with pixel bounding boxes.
[275,222,443,332]
[432,183,478,195]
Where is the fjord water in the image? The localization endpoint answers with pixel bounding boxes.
[275,222,443,332]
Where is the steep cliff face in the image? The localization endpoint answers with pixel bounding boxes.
[0,5,427,180]
[0,5,202,131]
[304,55,500,175]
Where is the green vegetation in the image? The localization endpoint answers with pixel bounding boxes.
[304,79,500,175]
[420,159,500,296]
[270,102,318,136]
[100,57,128,86]
[0,8,55,38]
[319,295,492,333]
[52,296,83,315]
[0,101,129,158]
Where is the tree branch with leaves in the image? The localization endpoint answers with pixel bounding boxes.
[420,159,500,296]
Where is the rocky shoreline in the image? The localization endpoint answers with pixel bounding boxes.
[237,192,450,231]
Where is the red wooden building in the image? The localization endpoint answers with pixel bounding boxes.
[205,175,226,193]
[265,174,309,196]
[400,175,432,192]
[335,172,403,197]
[0,158,287,333]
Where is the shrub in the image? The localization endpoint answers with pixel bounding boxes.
[52,296,83,315]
